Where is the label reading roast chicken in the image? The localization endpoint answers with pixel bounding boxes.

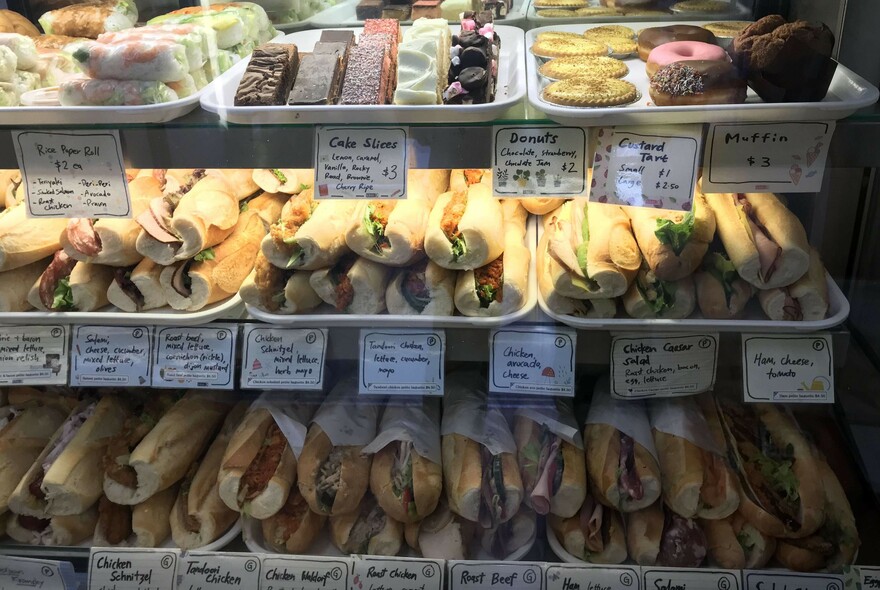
[702,122,835,193]
[743,571,843,590]
[489,328,576,396]
[70,325,151,387]
[12,130,132,219]
[259,556,351,590]
[88,548,179,590]
[642,567,741,590]
[241,325,327,390]
[449,562,544,590]
[0,325,68,385]
[741,334,834,403]
[545,564,640,590]
[180,552,261,590]
[0,555,78,590]
[152,324,237,390]
[314,126,409,200]
[492,126,587,197]
[353,556,444,590]
[359,330,445,395]
[610,333,718,399]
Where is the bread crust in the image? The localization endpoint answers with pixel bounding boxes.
[702,511,776,569]
[622,272,695,319]
[584,423,661,512]
[370,442,442,523]
[695,269,752,319]
[424,185,504,270]
[239,265,322,314]
[28,261,115,312]
[385,261,456,315]
[7,507,97,545]
[346,199,431,267]
[297,425,371,516]
[441,433,482,521]
[132,484,177,547]
[550,504,627,564]
[261,489,326,553]
[0,204,67,272]
[261,197,355,271]
[309,256,391,314]
[252,169,313,195]
[329,499,403,555]
[758,247,828,321]
[626,502,664,565]
[521,197,566,215]
[0,258,48,312]
[107,257,167,312]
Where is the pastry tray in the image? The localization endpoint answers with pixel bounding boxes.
[526,1,748,26]
[310,0,527,28]
[245,217,537,328]
[526,21,880,125]
[200,25,527,124]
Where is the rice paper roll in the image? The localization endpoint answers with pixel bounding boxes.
[13,70,40,94]
[60,79,178,106]
[167,73,198,98]
[148,10,247,50]
[32,50,82,87]
[0,33,37,69]
[0,46,16,82]
[72,40,190,82]
[0,82,18,106]
[96,28,207,71]
[39,1,138,39]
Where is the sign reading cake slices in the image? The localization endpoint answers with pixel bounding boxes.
[314,126,409,200]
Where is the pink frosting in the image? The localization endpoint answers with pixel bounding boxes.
[647,41,729,70]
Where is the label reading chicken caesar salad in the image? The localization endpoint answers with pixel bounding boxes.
[493,126,587,197]
[353,556,444,590]
[0,325,68,385]
[741,334,834,403]
[489,328,576,396]
[259,556,351,590]
[743,571,842,590]
[241,325,327,390]
[642,568,741,590]
[152,324,237,389]
[314,126,409,200]
[545,565,640,590]
[359,330,445,395]
[449,562,544,590]
[180,552,261,590]
[0,555,78,590]
[610,333,718,399]
[88,548,179,590]
[70,325,151,387]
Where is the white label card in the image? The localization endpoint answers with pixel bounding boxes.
[152,324,237,389]
[13,129,131,218]
[0,325,68,385]
[314,126,408,199]
[88,548,179,590]
[545,565,640,590]
[642,567,741,590]
[449,562,543,590]
[353,556,444,590]
[702,122,835,193]
[180,551,261,590]
[70,325,151,387]
[610,333,718,399]
[741,334,834,403]
[743,571,842,590]
[847,566,880,590]
[260,556,352,590]
[241,325,327,390]
[590,124,703,211]
[0,555,78,590]
[359,329,445,395]
[493,126,587,196]
[489,327,576,396]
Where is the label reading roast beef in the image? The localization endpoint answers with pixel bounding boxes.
[180,552,261,590]
[259,556,351,590]
[70,325,151,387]
[241,325,327,390]
[359,329,445,395]
[610,333,718,399]
[0,555,78,590]
[314,126,409,200]
[642,568,741,590]
[88,548,179,590]
[449,562,544,590]
[492,126,587,197]
[545,564,640,590]
[352,556,444,590]
[743,571,842,590]
[0,325,68,385]
[741,334,834,403]
[152,324,237,389]
[489,328,576,396]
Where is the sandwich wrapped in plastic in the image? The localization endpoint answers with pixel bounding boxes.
[60,78,179,106]
[0,46,16,82]
[39,0,138,39]
[97,25,210,72]
[72,40,191,82]
[0,33,37,70]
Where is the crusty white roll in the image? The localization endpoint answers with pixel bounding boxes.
[695,252,753,320]
[520,197,567,216]
[106,258,167,312]
[448,169,491,193]
[239,253,321,314]
[424,184,504,270]
[0,257,50,312]
[538,230,617,318]
[132,484,177,547]
[329,495,403,556]
[626,502,708,567]
[297,424,371,517]
[27,258,115,312]
[252,169,313,195]
[549,499,628,564]
[385,259,456,316]
[309,255,391,314]
[758,247,828,321]
[261,488,327,554]
[622,269,695,319]
[702,510,776,569]
[0,203,67,272]
[6,506,97,546]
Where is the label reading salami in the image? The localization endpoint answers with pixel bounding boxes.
[314,126,408,199]
[88,548,179,590]
[353,556,444,590]
[152,324,236,389]
[741,334,834,403]
[489,328,576,396]
[359,330,445,395]
[493,126,587,196]
[545,565,640,590]
[642,568,741,590]
[70,325,151,386]
[179,552,261,590]
[0,325,68,385]
[610,333,718,398]
[0,555,78,590]
[449,562,544,590]
[259,556,351,590]
[241,325,327,390]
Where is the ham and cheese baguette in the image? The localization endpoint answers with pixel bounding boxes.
[549,498,627,564]
[106,258,167,312]
[425,184,504,270]
[758,247,828,322]
[0,203,67,272]
[27,253,115,312]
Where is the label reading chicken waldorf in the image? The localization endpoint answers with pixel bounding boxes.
[492,126,588,197]
[359,330,445,395]
[241,325,327,390]
[70,325,151,387]
[314,127,409,200]
[545,564,641,590]
[642,568,741,590]
[449,562,544,590]
[489,328,576,396]
[180,552,261,590]
[0,555,78,590]
[259,556,351,590]
[12,130,132,219]
[152,324,237,389]
[610,333,718,399]
[590,125,702,211]
[88,548,179,590]
[702,122,836,193]
[741,334,834,403]
[352,556,444,590]
[0,325,68,385]
[743,571,843,590]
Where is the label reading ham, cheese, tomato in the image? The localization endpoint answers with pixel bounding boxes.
[741,334,834,403]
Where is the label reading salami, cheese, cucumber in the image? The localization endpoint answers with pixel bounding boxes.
[70,325,151,386]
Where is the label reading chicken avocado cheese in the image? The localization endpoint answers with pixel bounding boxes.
[352,556,444,590]
[492,126,588,197]
[180,552,261,590]
[0,325,68,385]
[545,565,641,590]
[642,568,741,590]
[259,556,351,590]
[152,324,237,389]
[449,562,544,590]
[314,126,409,200]
[610,333,718,399]
[241,325,327,390]
[70,325,151,387]
[359,330,445,395]
[489,328,576,396]
[743,571,842,590]
[88,548,179,590]
[741,334,834,403]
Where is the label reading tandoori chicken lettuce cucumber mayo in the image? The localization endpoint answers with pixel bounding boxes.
[489,328,576,396]
[545,564,640,590]
[241,325,327,390]
[0,325,68,385]
[179,552,261,590]
[87,548,179,590]
[741,334,834,403]
[359,329,445,395]
[70,325,151,387]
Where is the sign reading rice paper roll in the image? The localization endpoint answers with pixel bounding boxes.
[314,126,409,200]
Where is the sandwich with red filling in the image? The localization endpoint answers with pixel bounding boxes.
[6,505,97,546]
[549,496,627,564]
[27,251,115,312]
[758,247,828,321]
[385,259,456,316]
[627,501,708,567]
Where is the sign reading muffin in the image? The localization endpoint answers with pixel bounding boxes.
[314,126,409,200]
[492,126,587,197]
[590,124,702,211]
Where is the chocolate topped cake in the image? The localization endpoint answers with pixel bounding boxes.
[288,52,344,105]
[235,43,299,106]
[445,12,499,104]
[356,0,384,20]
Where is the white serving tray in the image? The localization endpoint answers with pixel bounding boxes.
[546,521,583,563]
[310,0,527,28]
[274,0,352,30]
[0,295,244,327]
[526,1,747,26]
[526,21,880,125]
[200,25,526,124]
[246,217,537,328]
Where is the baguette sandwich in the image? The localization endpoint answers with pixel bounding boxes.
[297,423,371,516]
[448,169,491,193]
[404,499,475,560]
[0,258,52,312]
[329,494,403,555]
[425,184,504,270]
[537,231,617,318]
[0,202,67,272]
[252,168,313,195]
[261,487,326,553]
[758,247,828,321]
[106,258,167,312]
[94,486,177,547]
[622,268,695,319]
[695,252,753,319]
[385,259,456,316]
[549,496,627,564]
[310,255,392,314]
[702,510,776,569]
[239,252,321,314]
[6,506,97,545]
[27,252,115,312]
[478,507,537,559]
[626,502,708,567]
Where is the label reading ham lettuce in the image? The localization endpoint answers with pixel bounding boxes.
[0,325,68,385]
[88,548,179,590]
[741,334,834,403]
[259,556,351,590]
[314,126,409,200]
[241,325,326,390]
[12,130,132,219]
[492,126,587,197]
[449,562,544,590]
[180,552,261,590]
[743,571,842,590]
[70,325,151,387]
[359,329,445,395]
[489,328,576,396]
[152,324,236,390]
[610,333,718,399]
[0,555,78,590]
[545,565,640,590]
[642,568,741,590]
[353,556,444,590]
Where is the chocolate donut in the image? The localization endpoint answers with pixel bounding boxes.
[649,60,746,106]
[637,25,717,61]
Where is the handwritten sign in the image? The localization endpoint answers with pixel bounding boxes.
[241,325,326,390]
[545,565,640,590]
[359,329,444,395]
[314,126,408,199]
[88,548,179,590]
[743,571,842,590]
[702,122,835,193]
[70,325,151,387]
[741,334,834,403]
[642,568,741,590]
[449,562,544,590]
[180,551,261,590]
[152,324,236,389]
[493,126,587,196]
[259,556,351,590]
[590,124,702,211]
[847,566,880,590]
[353,556,444,590]
[0,555,78,590]
[12,130,131,218]
[489,328,576,396]
[0,325,68,385]
[610,333,718,399]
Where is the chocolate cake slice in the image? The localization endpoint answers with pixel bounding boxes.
[234,43,299,106]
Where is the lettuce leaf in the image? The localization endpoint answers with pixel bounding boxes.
[451,237,467,262]
[477,284,497,308]
[286,246,304,268]
[271,169,287,184]
[636,273,676,316]
[704,252,739,306]
[194,248,215,262]
[52,277,75,311]
[363,204,389,254]
[655,212,695,256]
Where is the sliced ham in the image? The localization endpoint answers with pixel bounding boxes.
[38,250,76,309]
[581,495,604,553]
[737,195,782,283]
[136,197,179,244]
[66,218,102,256]
[618,433,644,502]
[529,437,560,515]
[783,290,803,321]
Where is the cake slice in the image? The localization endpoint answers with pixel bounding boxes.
[340,41,390,104]
[412,0,443,19]
[288,51,344,105]
[234,43,299,106]
[394,36,441,104]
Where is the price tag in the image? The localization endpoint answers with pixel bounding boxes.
[642,567,741,590]
[492,126,587,196]
[353,556,444,590]
[590,124,702,211]
[0,325,68,385]
[259,555,351,590]
[359,329,444,395]
[314,126,408,199]
[610,333,718,399]
[70,325,151,387]
[241,325,327,390]
[702,122,835,193]
[847,566,880,590]
[489,327,576,396]
[88,548,179,590]
[0,555,78,590]
[545,564,640,590]
[12,129,131,218]
[152,324,237,389]
[741,334,833,403]
[449,561,544,590]
[743,571,842,590]
[180,551,261,590]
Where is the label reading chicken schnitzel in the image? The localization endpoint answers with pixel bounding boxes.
[88,548,178,590]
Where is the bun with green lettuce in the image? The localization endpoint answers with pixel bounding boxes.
[695,252,753,319]
[424,184,504,271]
[622,268,695,319]
[27,252,114,312]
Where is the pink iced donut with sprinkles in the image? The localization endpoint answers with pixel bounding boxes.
[646,41,729,78]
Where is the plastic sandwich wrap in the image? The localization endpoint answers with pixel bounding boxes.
[441,371,516,456]
[514,397,584,450]
[648,395,723,455]
[311,377,380,446]
[249,391,316,458]
[362,398,442,465]
[587,375,658,461]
